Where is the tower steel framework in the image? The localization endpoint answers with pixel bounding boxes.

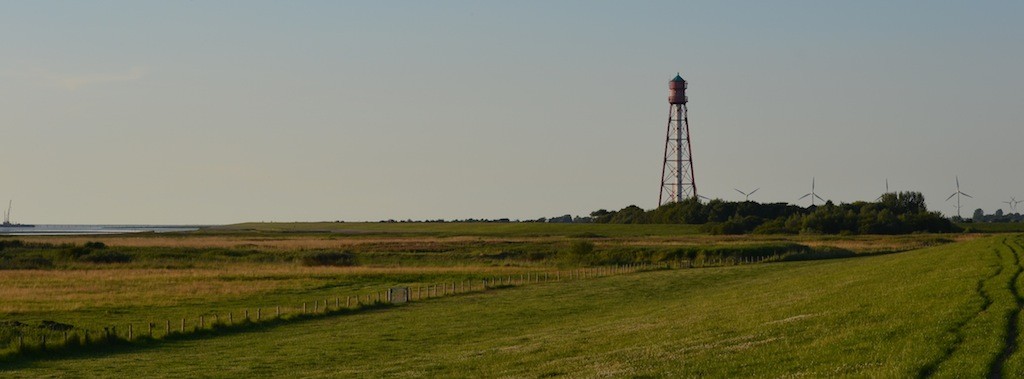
[659,73,697,206]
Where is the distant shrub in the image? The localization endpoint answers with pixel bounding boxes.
[301,251,356,267]
[0,240,25,251]
[39,320,74,331]
[525,251,550,261]
[79,251,132,264]
[569,232,605,239]
[84,241,107,249]
[569,241,594,256]
[555,240,598,265]
[61,246,92,260]
[779,246,856,261]
[0,255,54,270]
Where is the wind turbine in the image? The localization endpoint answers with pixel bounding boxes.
[876,179,891,202]
[945,176,972,218]
[1003,197,1021,213]
[798,177,825,206]
[734,188,759,202]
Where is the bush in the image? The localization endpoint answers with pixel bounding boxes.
[0,255,54,269]
[39,320,74,331]
[79,251,132,264]
[0,240,25,251]
[61,246,92,260]
[301,251,357,267]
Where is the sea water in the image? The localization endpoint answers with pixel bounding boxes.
[0,224,204,236]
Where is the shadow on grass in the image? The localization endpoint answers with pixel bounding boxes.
[0,302,399,370]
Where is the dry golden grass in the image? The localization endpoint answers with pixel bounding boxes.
[795,233,981,253]
[13,233,970,254]
[0,264,538,314]
[12,235,542,250]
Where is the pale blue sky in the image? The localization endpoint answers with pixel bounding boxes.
[2,1,1022,224]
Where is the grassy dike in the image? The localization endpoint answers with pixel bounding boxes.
[3,235,1021,377]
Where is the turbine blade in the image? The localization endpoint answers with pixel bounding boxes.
[734,189,746,196]
[814,194,825,202]
[946,193,956,201]
[749,188,759,195]
[798,194,811,200]
[961,192,973,199]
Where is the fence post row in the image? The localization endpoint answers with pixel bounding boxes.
[7,264,709,355]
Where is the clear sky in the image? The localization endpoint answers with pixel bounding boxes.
[2,1,1022,224]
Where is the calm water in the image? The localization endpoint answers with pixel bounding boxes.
[0,224,205,236]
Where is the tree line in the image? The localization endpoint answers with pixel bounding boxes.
[590,191,960,235]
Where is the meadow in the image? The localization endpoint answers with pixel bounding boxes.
[0,222,1018,376]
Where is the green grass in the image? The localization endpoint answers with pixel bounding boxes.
[961,222,1024,233]
[5,235,1023,377]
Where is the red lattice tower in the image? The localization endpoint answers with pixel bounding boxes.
[659,73,697,206]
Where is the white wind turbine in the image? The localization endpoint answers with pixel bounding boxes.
[1002,197,1021,214]
[876,178,891,202]
[798,178,825,206]
[734,188,759,202]
[945,176,972,218]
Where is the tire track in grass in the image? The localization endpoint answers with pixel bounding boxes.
[1006,236,1024,375]
[919,242,1004,378]
[989,238,1024,378]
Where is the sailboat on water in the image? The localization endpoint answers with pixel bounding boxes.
[2,200,34,227]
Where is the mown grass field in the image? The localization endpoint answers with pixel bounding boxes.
[0,223,1018,376]
[0,224,960,348]
[2,234,1022,377]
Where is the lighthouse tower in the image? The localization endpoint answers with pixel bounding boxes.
[659,73,697,206]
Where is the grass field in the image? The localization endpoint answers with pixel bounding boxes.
[0,223,1019,376]
[213,221,707,237]
[2,234,1022,377]
[960,222,1024,233]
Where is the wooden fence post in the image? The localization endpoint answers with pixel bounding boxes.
[129,324,133,340]
[347,296,352,308]
[166,320,170,336]
[149,322,153,337]
[257,308,262,321]
[200,316,204,329]
[181,318,185,333]
[277,306,281,318]
[229,312,234,324]
[303,303,307,313]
